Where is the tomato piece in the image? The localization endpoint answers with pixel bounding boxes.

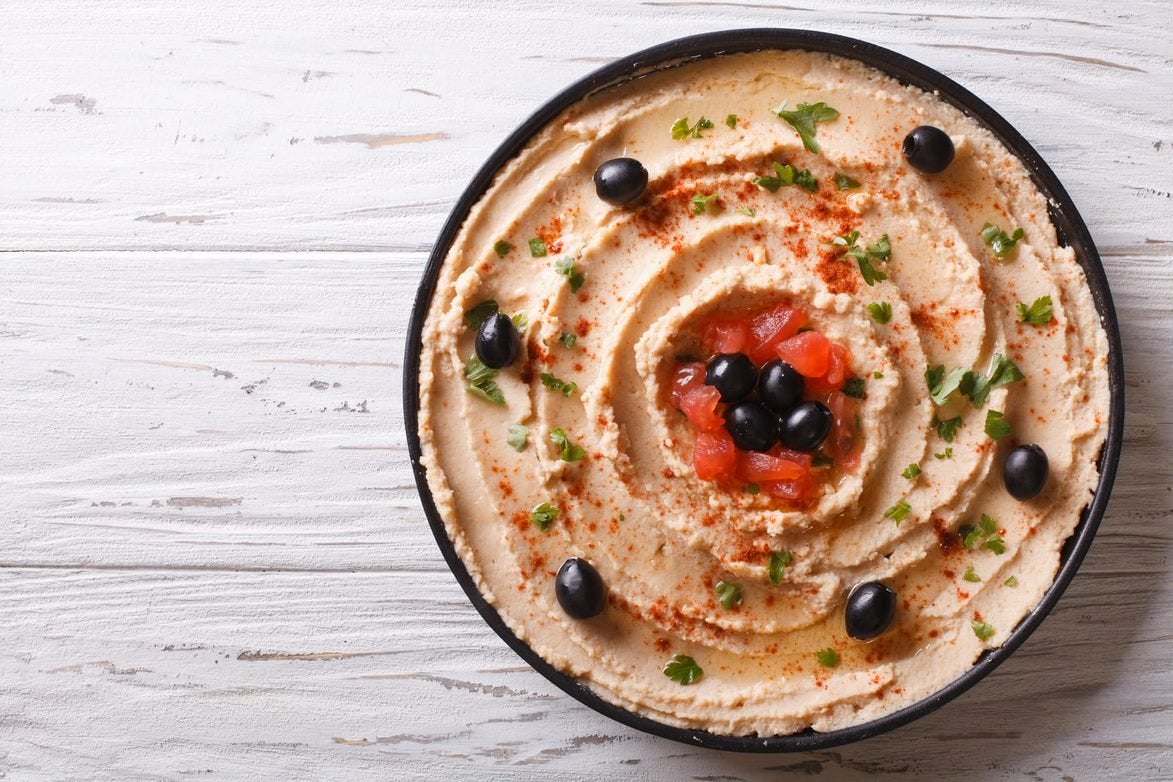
[680,385,725,432]
[806,343,853,393]
[671,362,707,407]
[761,463,815,504]
[694,429,736,480]
[775,331,832,378]
[747,304,807,364]
[772,445,813,469]
[701,317,751,355]
[825,391,861,472]
[735,451,804,482]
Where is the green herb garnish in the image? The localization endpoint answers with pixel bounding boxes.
[540,372,577,397]
[559,331,577,349]
[971,620,995,641]
[963,565,982,583]
[985,409,1011,440]
[934,447,953,460]
[926,365,968,405]
[553,255,585,293]
[834,172,861,190]
[746,483,760,494]
[833,230,891,286]
[867,301,892,324]
[772,101,840,154]
[528,237,548,258]
[531,501,559,531]
[768,550,794,585]
[715,580,742,609]
[843,378,866,399]
[816,647,841,668]
[961,514,1005,554]
[737,207,756,217]
[873,371,884,379]
[981,222,1025,259]
[812,452,835,468]
[663,654,704,684]
[465,355,505,406]
[933,415,963,442]
[793,168,819,192]
[902,463,922,480]
[725,114,738,128]
[671,116,715,140]
[753,161,816,193]
[884,500,912,524]
[493,240,513,258]
[691,192,719,214]
[464,299,499,330]
[507,424,530,452]
[964,354,1025,407]
[1004,575,1019,587]
[549,427,586,462]
[512,312,528,332]
[1017,295,1054,325]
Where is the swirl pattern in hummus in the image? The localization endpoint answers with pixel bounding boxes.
[417,50,1110,735]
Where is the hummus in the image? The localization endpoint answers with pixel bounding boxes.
[417,50,1110,735]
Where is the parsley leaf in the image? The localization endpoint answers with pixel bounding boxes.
[715,580,742,609]
[549,427,586,462]
[493,239,513,258]
[1004,575,1019,587]
[874,370,884,379]
[981,222,1025,259]
[528,237,548,257]
[964,353,1025,407]
[737,207,756,217]
[531,501,559,531]
[834,230,891,286]
[465,355,506,406]
[671,116,715,140]
[868,301,892,324]
[866,235,891,261]
[746,483,760,494]
[663,654,704,684]
[934,447,953,460]
[816,647,841,668]
[971,619,995,641]
[927,366,968,405]
[691,192,719,214]
[884,500,912,524]
[559,331,577,348]
[507,424,530,452]
[963,565,982,583]
[512,312,528,332]
[843,377,866,398]
[1017,295,1054,325]
[933,415,963,442]
[834,172,861,190]
[464,299,499,330]
[772,101,840,154]
[902,463,922,480]
[467,381,505,405]
[793,168,819,192]
[553,256,585,293]
[540,372,577,397]
[753,161,816,193]
[962,514,1006,554]
[982,536,1007,555]
[725,113,738,128]
[768,550,794,585]
[985,409,1012,440]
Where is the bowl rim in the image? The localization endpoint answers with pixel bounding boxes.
[402,28,1125,752]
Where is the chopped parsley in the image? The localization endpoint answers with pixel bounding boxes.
[927,354,1024,408]
[512,312,528,332]
[816,647,841,668]
[1017,295,1054,325]
[465,355,505,406]
[553,255,585,293]
[843,377,866,399]
[772,101,840,154]
[540,372,577,397]
[926,365,967,406]
[691,192,719,214]
[867,301,892,324]
[960,514,1006,554]
[985,409,1012,440]
[531,501,559,531]
[528,237,548,258]
[464,299,499,329]
[493,239,513,258]
[737,206,756,217]
[715,580,742,609]
[768,550,794,585]
[963,565,982,583]
[902,463,922,480]
[934,447,953,460]
[933,415,963,442]
[549,427,586,462]
[884,500,912,524]
[753,161,817,193]
[559,331,577,348]
[663,654,703,684]
[980,222,1025,259]
[793,168,819,192]
[833,230,892,286]
[1004,575,1019,587]
[971,619,995,641]
[746,482,761,494]
[834,172,861,190]
[812,452,835,468]
[507,424,530,452]
[671,116,715,140]
[873,370,884,379]
[725,113,738,128]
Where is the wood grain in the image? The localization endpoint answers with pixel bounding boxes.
[1,1,1171,779]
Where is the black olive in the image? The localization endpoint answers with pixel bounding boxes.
[758,360,805,413]
[555,558,606,619]
[724,401,778,452]
[902,125,955,174]
[1003,443,1049,500]
[778,401,833,452]
[705,353,758,403]
[845,581,897,640]
[593,157,649,205]
[475,312,521,369]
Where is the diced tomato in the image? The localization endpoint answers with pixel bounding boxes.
[680,385,725,432]
[701,317,750,355]
[694,429,736,480]
[735,450,805,482]
[747,304,807,364]
[671,362,707,407]
[806,342,852,393]
[761,463,815,504]
[772,445,813,469]
[775,331,832,378]
[825,391,861,472]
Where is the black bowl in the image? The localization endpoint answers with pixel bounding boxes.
[402,29,1125,752]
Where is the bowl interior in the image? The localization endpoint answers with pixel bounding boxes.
[402,28,1125,752]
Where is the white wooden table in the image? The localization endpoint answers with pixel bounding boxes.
[3,2,1170,779]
